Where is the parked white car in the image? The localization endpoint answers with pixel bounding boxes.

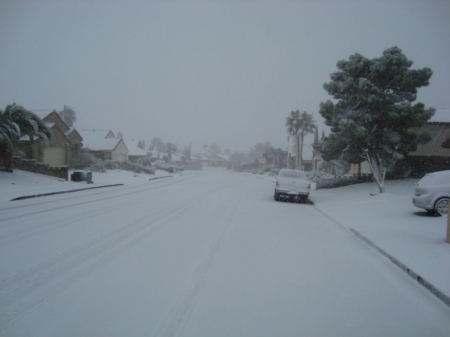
[154,160,178,173]
[274,169,310,202]
[412,170,450,216]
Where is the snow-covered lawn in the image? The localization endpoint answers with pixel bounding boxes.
[0,169,175,203]
[0,169,449,336]
[312,180,450,300]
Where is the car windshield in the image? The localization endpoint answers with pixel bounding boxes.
[419,171,450,186]
[279,170,306,179]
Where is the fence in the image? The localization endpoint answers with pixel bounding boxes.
[12,156,68,180]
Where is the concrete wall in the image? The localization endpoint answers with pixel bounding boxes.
[12,156,68,180]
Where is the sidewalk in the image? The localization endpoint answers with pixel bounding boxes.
[311,180,450,305]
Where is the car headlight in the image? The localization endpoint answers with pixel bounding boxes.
[415,188,426,196]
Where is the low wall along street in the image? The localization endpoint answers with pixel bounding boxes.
[12,156,68,180]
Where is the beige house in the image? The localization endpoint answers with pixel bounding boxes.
[18,110,83,167]
[407,122,450,175]
[349,121,450,177]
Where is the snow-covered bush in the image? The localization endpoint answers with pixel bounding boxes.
[116,161,142,173]
[87,163,107,173]
[103,160,118,170]
[70,149,100,169]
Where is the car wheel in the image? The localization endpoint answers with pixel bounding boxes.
[434,198,449,216]
[274,193,280,201]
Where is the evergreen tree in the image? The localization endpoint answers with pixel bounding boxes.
[316,47,434,192]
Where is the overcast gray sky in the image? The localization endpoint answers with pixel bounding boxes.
[1,0,449,153]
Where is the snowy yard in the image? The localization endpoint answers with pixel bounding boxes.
[1,169,449,336]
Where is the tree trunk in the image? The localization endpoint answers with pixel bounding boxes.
[365,152,386,193]
[299,133,304,169]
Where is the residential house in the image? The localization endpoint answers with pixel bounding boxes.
[126,139,149,163]
[406,121,450,176]
[80,130,128,162]
[349,115,450,177]
[18,110,83,166]
[207,154,230,168]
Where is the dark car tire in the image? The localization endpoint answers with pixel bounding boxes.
[434,198,449,216]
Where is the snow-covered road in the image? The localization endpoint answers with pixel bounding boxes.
[1,170,449,336]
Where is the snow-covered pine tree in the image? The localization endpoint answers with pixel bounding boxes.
[316,47,435,193]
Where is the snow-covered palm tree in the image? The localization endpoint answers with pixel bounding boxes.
[0,103,52,158]
[285,110,316,169]
[0,108,21,148]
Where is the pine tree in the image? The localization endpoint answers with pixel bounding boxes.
[316,47,434,193]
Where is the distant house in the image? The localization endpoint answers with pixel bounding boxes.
[207,154,230,168]
[80,130,128,162]
[126,139,149,163]
[406,121,450,176]
[349,120,450,177]
[17,110,83,167]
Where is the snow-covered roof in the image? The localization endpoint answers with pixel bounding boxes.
[80,130,122,151]
[192,153,209,161]
[64,127,75,136]
[124,139,148,156]
[208,154,229,162]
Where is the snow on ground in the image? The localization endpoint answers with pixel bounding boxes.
[0,168,449,336]
[1,169,449,299]
[312,180,450,299]
[0,169,175,203]
[253,171,450,301]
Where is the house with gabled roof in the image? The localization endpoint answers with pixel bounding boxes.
[126,139,149,163]
[80,130,128,162]
[17,110,83,167]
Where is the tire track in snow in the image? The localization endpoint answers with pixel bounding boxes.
[0,174,203,244]
[0,181,221,333]
[0,185,181,245]
[153,177,248,337]
[0,174,197,222]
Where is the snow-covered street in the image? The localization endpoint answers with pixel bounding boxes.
[1,169,449,336]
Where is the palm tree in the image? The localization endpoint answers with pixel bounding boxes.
[0,103,52,159]
[0,108,21,148]
[285,110,316,169]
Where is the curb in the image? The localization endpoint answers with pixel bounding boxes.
[350,228,450,308]
[10,175,173,201]
[10,184,124,201]
[314,206,450,308]
[149,176,173,181]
